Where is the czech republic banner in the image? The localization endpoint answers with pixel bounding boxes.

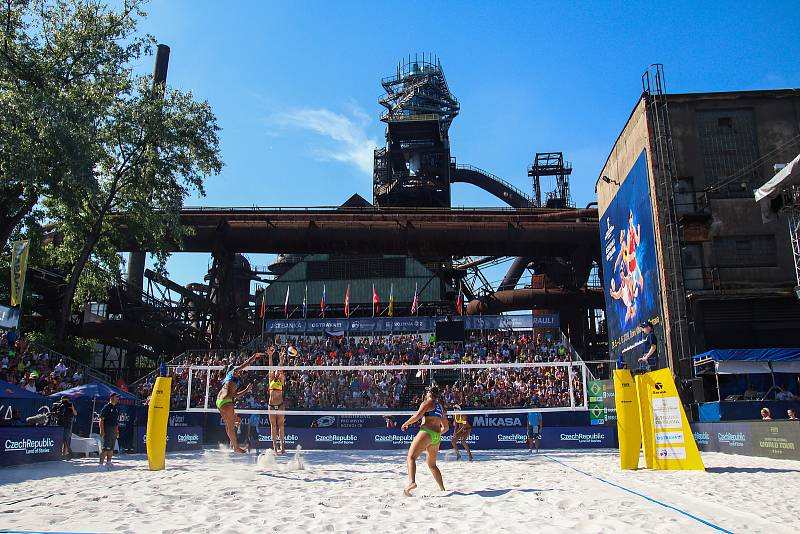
[614,368,704,471]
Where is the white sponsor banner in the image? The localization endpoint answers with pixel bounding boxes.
[652,396,682,429]
[655,431,684,445]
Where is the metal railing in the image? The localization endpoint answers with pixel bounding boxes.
[27,341,114,385]
[454,164,534,205]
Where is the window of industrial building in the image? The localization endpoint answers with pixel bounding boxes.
[306,257,406,280]
[697,109,760,197]
[713,235,777,267]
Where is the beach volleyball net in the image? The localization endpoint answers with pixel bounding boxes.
[182,361,589,416]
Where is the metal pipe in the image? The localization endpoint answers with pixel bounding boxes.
[466,288,604,315]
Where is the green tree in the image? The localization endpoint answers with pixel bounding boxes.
[49,76,222,339]
[0,0,152,247]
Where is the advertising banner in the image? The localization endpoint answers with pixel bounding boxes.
[692,422,799,461]
[135,425,204,453]
[599,150,665,369]
[636,369,704,470]
[247,426,615,451]
[10,240,30,307]
[264,314,559,334]
[0,426,63,467]
[613,369,641,469]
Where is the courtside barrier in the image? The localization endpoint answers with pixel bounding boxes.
[691,421,800,461]
[245,426,616,451]
[0,426,63,467]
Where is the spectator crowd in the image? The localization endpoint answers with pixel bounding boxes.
[1,327,90,396]
[139,332,585,412]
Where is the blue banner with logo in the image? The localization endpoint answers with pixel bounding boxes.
[134,425,204,453]
[599,149,665,368]
[0,426,63,466]
[691,421,800,461]
[264,314,559,334]
[247,426,615,451]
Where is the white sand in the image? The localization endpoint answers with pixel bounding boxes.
[1,448,798,533]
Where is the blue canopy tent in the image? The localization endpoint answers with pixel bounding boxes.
[0,379,51,422]
[693,348,800,405]
[50,382,138,443]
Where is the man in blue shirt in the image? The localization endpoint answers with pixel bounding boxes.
[98,393,120,468]
[527,411,543,453]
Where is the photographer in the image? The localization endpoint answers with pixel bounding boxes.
[57,398,77,458]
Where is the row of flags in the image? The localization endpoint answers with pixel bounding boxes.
[259,282,465,319]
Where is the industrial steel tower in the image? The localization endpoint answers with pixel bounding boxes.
[373,54,460,207]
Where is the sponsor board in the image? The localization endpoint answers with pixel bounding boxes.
[0,427,63,466]
[471,415,523,427]
[691,422,800,461]
[657,447,687,460]
[245,426,614,450]
[652,396,682,430]
[135,426,204,453]
[655,431,684,445]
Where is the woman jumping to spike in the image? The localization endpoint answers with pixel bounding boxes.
[401,386,449,495]
[268,346,287,455]
[216,351,262,453]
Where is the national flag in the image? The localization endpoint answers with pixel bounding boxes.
[303,284,308,318]
[411,283,419,315]
[259,286,266,319]
[388,284,394,317]
[344,285,350,317]
[372,284,380,317]
[284,285,290,318]
[320,284,326,318]
[456,284,464,316]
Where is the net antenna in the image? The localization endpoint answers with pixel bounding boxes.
[184,361,589,416]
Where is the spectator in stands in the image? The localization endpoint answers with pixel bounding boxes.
[54,359,68,377]
[98,393,120,467]
[23,373,37,393]
[4,326,17,349]
[760,407,772,421]
[776,387,798,401]
[787,408,798,421]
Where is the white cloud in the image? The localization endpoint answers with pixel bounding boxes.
[273,106,379,176]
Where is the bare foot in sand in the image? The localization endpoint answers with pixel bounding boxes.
[403,482,417,496]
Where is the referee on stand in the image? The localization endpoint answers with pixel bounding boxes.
[637,321,658,372]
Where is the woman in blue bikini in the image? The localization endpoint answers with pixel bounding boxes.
[401,386,448,495]
[216,351,263,453]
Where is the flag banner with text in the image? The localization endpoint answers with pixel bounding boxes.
[10,240,29,307]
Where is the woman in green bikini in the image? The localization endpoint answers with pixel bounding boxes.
[216,351,263,453]
[401,386,449,495]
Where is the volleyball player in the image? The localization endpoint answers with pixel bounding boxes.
[401,386,448,495]
[268,346,287,455]
[451,405,473,461]
[216,351,262,453]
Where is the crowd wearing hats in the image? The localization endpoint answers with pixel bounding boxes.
[1,330,89,395]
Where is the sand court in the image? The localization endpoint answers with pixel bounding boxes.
[0,449,798,533]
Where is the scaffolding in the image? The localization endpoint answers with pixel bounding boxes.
[528,152,573,208]
[642,64,693,370]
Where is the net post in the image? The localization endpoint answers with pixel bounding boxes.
[567,363,575,409]
[186,366,193,411]
[581,363,589,409]
[203,369,211,411]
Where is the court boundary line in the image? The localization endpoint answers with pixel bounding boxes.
[543,455,733,534]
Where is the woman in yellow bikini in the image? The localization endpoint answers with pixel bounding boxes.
[451,405,473,461]
[216,351,263,453]
[268,347,287,455]
[401,386,448,495]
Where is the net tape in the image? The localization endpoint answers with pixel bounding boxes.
[185,361,589,416]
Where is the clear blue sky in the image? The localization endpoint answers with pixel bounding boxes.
[134,0,799,290]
